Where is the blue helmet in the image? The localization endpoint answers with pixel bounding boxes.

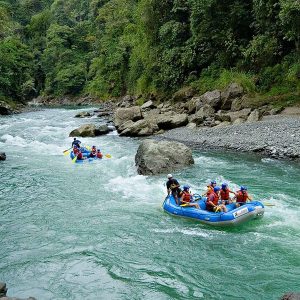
[221,183,228,189]
[183,185,190,191]
[214,186,221,192]
[211,180,217,185]
[240,186,247,191]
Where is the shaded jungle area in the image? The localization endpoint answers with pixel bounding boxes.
[0,0,299,107]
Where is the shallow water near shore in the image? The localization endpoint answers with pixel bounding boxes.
[0,108,299,300]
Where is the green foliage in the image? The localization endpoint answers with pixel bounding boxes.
[191,69,256,95]
[0,37,34,101]
[0,0,299,104]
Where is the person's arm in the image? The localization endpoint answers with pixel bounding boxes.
[247,194,253,201]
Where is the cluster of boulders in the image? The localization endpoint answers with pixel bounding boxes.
[0,101,13,115]
[113,83,283,137]
[0,282,36,300]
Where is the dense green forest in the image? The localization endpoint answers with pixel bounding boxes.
[0,0,299,105]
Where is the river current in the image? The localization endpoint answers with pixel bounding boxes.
[0,108,299,300]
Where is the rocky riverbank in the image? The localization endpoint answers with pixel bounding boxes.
[158,114,300,160]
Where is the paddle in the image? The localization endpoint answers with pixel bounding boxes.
[63,147,72,155]
[72,155,77,163]
[236,202,275,207]
[105,154,111,158]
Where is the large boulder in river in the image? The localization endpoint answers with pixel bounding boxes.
[135,139,194,175]
[114,106,142,128]
[74,111,92,118]
[69,124,109,137]
[0,152,6,161]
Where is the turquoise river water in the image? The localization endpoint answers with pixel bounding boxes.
[0,108,299,300]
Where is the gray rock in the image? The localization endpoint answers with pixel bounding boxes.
[172,86,195,102]
[226,108,252,122]
[200,90,221,109]
[232,117,245,125]
[74,111,92,118]
[186,97,202,114]
[186,122,197,129]
[141,100,156,111]
[0,152,6,161]
[69,124,97,137]
[135,139,194,175]
[95,124,110,135]
[156,113,188,130]
[221,83,244,110]
[215,110,231,122]
[114,106,142,128]
[119,119,159,136]
[247,109,261,122]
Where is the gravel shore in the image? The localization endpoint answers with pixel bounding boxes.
[159,115,300,160]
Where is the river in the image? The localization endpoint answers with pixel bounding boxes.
[0,108,299,300]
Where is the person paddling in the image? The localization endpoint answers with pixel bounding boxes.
[180,185,200,209]
[166,174,181,205]
[72,137,81,148]
[96,149,103,159]
[89,145,97,158]
[204,180,217,196]
[206,186,227,213]
[76,150,83,160]
[233,186,252,207]
[220,182,234,205]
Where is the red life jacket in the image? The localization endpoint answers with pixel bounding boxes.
[207,191,219,210]
[97,152,103,159]
[236,191,248,203]
[220,188,230,200]
[181,191,191,203]
[73,148,79,155]
[77,152,83,160]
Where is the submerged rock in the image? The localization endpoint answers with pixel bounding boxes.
[0,152,6,161]
[135,139,194,175]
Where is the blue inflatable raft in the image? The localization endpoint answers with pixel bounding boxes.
[163,195,264,226]
[70,149,102,163]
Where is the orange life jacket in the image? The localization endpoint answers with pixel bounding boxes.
[236,191,248,203]
[181,191,191,203]
[97,152,103,159]
[220,188,230,200]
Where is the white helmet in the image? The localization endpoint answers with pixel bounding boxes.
[167,174,173,179]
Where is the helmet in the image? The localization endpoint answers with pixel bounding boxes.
[92,145,96,148]
[221,183,228,189]
[73,145,77,148]
[97,149,100,152]
[211,180,217,185]
[214,186,221,192]
[167,174,173,179]
[240,186,247,191]
[183,185,190,191]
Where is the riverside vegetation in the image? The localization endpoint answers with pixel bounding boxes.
[0,0,299,112]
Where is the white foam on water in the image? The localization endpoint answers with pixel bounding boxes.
[152,227,211,238]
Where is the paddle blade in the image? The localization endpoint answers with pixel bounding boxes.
[64,150,70,156]
[105,154,111,158]
[72,156,77,163]
[263,203,275,207]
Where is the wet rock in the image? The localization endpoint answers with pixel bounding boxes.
[69,124,110,137]
[74,111,92,118]
[0,152,6,161]
[135,139,194,175]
